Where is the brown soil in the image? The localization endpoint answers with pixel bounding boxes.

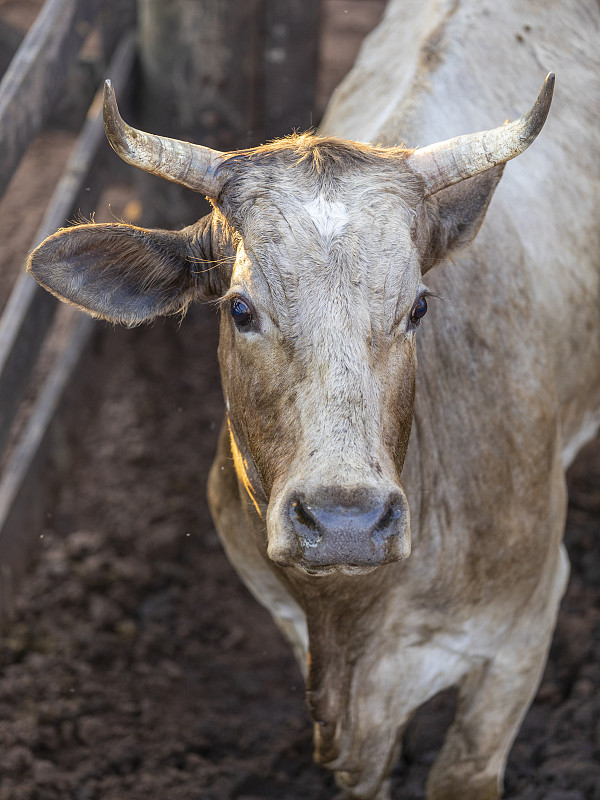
[0,2,599,799]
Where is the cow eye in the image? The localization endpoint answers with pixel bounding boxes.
[410,295,428,326]
[230,297,254,328]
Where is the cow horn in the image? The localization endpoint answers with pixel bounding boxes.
[102,80,226,198]
[407,73,555,196]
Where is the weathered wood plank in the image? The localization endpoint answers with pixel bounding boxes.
[0,33,136,457]
[0,0,99,200]
[0,313,96,618]
[99,0,137,65]
[0,18,23,80]
[263,0,322,139]
[136,0,263,226]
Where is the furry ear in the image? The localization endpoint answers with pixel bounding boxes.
[27,216,217,325]
[420,165,504,273]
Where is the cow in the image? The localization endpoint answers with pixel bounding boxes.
[27,0,600,797]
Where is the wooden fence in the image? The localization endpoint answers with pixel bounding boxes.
[0,0,323,618]
[0,0,136,617]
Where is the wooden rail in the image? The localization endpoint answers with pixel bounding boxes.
[0,1,136,618]
[0,33,135,457]
[0,314,95,617]
[0,0,99,199]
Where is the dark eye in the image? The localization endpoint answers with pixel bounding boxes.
[230,297,254,328]
[410,295,428,326]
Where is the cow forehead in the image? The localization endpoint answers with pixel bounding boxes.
[221,138,420,257]
[227,180,421,328]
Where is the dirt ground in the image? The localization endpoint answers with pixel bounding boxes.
[0,2,599,799]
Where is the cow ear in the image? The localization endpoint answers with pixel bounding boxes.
[420,165,504,273]
[27,216,217,325]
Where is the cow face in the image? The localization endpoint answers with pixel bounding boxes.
[214,141,426,574]
[29,134,505,575]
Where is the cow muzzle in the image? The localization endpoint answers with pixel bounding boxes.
[267,484,411,575]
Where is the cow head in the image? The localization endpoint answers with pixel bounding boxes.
[28,76,553,575]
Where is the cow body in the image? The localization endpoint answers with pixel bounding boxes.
[27,0,600,797]
[209,2,600,797]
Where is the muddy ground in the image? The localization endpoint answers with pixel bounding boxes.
[0,1,599,799]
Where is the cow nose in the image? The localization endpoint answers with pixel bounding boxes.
[288,489,409,568]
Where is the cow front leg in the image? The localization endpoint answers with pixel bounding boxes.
[321,649,465,800]
[333,727,404,800]
[426,544,569,800]
[340,776,395,800]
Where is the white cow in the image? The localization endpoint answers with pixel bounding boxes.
[28,0,600,797]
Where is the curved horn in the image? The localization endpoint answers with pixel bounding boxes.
[407,73,555,196]
[102,80,226,198]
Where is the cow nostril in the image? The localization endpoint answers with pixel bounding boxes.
[374,505,395,532]
[292,500,318,531]
[291,500,322,548]
[371,502,403,550]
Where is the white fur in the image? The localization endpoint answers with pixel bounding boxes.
[304,194,349,246]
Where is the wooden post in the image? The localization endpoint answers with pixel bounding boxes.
[136,0,263,227]
[135,0,322,227]
[99,0,137,65]
[263,0,321,140]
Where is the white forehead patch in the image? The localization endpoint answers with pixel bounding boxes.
[304,194,349,246]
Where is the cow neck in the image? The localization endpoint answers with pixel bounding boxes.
[285,567,395,763]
